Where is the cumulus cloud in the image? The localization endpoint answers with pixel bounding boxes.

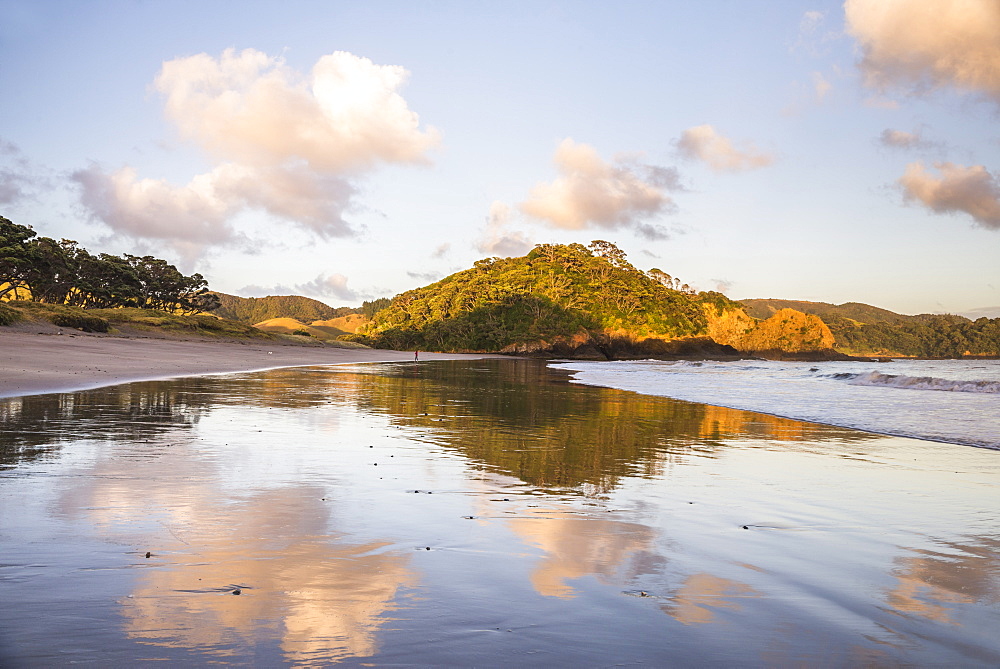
[676,125,774,172]
[898,162,1000,230]
[845,0,1000,104]
[294,273,358,301]
[476,201,533,256]
[75,48,438,258]
[519,139,678,233]
[72,164,243,265]
[154,48,438,172]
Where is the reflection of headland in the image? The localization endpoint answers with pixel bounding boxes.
[330,359,875,492]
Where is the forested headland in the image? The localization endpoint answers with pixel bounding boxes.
[347,241,841,359]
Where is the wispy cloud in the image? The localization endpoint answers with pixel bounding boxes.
[74,48,438,259]
[898,162,1000,230]
[239,272,358,302]
[519,139,678,236]
[406,270,442,283]
[676,125,774,173]
[845,0,1000,105]
[878,127,942,153]
[0,138,48,205]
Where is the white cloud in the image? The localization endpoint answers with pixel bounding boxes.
[676,125,774,173]
[519,139,676,233]
[898,162,1000,230]
[431,243,450,259]
[72,164,241,264]
[845,0,1000,104]
[154,48,439,172]
[75,49,438,259]
[294,273,358,301]
[476,201,533,257]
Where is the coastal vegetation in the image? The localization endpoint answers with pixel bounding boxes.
[1,217,214,313]
[347,241,838,359]
[743,298,1000,358]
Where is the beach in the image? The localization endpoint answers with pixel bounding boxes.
[1,348,999,665]
[0,328,484,399]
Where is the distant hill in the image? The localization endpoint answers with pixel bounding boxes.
[209,292,355,324]
[741,298,1000,357]
[350,241,837,359]
[739,298,922,325]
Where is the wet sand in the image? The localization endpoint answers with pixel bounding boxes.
[0,328,488,399]
[1,359,999,665]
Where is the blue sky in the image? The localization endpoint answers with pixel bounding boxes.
[2,0,999,317]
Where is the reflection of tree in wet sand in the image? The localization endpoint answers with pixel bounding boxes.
[885,537,1000,625]
[60,446,414,664]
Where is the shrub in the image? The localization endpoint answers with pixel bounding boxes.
[0,303,21,326]
[51,312,110,333]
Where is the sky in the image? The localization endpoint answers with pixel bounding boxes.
[2,0,999,317]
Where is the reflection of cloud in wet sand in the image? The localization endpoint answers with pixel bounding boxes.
[503,498,759,624]
[885,538,1000,625]
[507,507,654,598]
[660,573,759,625]
[62,445,414,664]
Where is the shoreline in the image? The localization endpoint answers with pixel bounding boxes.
[0,329,496,400]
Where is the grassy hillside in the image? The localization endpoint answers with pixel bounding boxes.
[209,292,354,324]
[2,300,275,339]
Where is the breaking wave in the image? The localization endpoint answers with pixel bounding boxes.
[838,371,1000,394]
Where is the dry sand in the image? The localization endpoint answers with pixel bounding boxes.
[0,327,488,399]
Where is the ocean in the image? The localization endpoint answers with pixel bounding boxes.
[552,358,1000,451]
[1,358,998,666]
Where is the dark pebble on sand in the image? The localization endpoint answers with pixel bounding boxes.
[145,551,151,558]
[232,589,241,595]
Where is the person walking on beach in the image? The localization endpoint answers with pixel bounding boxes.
[414,350,419,361]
